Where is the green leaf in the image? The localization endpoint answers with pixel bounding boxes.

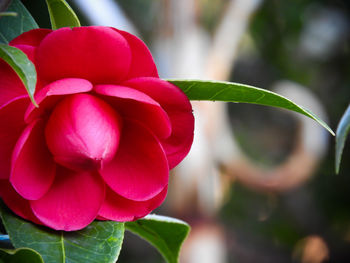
[335,104,350,174]
[0,44,37,107]
[0,0,38,44]
[126,214,190,263]
[0,202,125,263]
[45,0,81,29]
[0,248,44,263]
[169,79,334,136]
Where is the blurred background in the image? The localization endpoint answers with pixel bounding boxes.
[23,0,350,262]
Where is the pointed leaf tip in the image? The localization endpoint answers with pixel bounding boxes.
[168,79,334,136]
[0,44,38,107]
[45,0,81,30]
[126,214,190,263]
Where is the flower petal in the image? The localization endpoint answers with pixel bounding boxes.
[30,167,105,231]
[0,96,29,179]
[122,77,194,168]
[9,28,52,47]
[99,185,168,222]
[36,26,131,84]
[25,78,93,123]
[95,84,171,139]
[123,77,192,111]
[0,180,42,225]
[10,119,56,200]
[162,111,195,168]
[0,59,27,107]
[114,29,158,79]
[45,94,122,171]
[100,119,169,201]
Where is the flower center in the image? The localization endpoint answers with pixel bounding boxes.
[45,93,122,171]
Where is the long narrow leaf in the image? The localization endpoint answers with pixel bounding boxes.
[0,44,37,106]
[169,79,334,135]
[335,104,350,174]
[45,0,81,29]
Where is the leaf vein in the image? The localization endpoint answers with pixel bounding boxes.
[208,86,232,100]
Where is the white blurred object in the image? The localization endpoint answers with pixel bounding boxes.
[165,0,263,217]
[72,0,138,34]
[180,223,227,263]
[206,0,262,80]
[226,80,329,192]
[273,81,329,159]
[163,1,262,262]
[299,5,348,60]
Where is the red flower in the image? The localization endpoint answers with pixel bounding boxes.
[0,26,194,231]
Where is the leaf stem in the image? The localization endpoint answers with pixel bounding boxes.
[0,12,17,17]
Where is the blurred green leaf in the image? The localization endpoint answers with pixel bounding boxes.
[0,248,44,263]
[335,104,350,174]
[0,202,125,263]
[126,214,190,263]
[169,79,334,136]
[0,44,37,107]
[0,0,38,44]
[45,0,80,29]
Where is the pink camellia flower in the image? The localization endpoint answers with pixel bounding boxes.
[0,26,194,231]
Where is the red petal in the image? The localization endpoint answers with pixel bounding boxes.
[25,78,93,123]
[123,77,192,111]
[0,96,29,179]
[10,28,52,47]
[95,84,171,139]
[122,77,194,168]
[100,119,169,201]
[162,111,195,168]
[45,94,122,171]
[36,26,131,84]
[99,185,168,221]
[10,119,56,200]
[30,167,105,231]
[0,180,42,225]
[114,29,158,79]
[0,59,27,107]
